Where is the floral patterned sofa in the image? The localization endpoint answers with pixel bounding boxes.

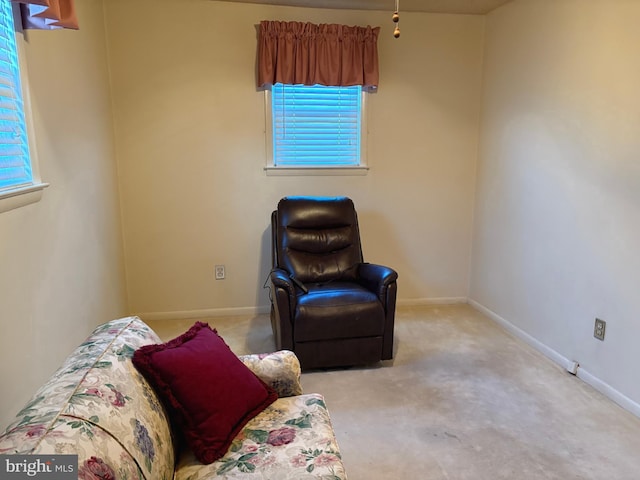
[0,316,347,479]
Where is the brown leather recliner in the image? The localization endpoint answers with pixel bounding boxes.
[269,196,398,370]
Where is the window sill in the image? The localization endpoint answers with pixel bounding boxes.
[0,182,49,213]
[265,166,369,176]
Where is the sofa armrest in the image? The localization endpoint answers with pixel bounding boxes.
[239,350,303,397]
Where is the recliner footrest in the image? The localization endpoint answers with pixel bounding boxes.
[295,337,384,370]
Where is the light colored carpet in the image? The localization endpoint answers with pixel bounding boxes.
[147,304,640,479]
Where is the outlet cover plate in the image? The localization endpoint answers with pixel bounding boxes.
[215,265,225,280]
[594,318,606,341]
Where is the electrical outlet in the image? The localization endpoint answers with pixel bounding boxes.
[594,318,606,341]
[215,265,225,280]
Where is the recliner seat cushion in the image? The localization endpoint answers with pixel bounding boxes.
[294,282,385,342]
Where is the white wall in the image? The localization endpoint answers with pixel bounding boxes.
[104,0,485,317]
[471,0,640,407]
[0,1,127,428]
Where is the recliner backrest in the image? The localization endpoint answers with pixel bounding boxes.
[273,196,364,284]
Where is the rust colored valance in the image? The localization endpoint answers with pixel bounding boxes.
[11,0,78,30]
[258,20,380,91]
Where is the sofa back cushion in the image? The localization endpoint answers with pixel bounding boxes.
[0,317,175,480]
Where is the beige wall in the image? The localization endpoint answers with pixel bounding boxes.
[471,0,640,408]
[2,0,639,430]
[0,1,127,428]
[104,0,485,317]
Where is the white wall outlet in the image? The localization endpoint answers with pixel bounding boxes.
[215,265,225,280]
[594,318,606,341]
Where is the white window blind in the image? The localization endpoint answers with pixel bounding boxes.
[271,83,362,167]
[0,1,32,192]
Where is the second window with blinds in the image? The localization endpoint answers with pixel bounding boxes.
[265,83,368,175]
[0,1,47,213]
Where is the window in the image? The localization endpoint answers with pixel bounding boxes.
[266,83,367,175]
[0,1,45,212]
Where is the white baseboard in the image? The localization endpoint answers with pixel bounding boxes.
[576,367,640,418]
[468,299,640,419]
[397,297,468,306]
[139,297,466,321]
[137,305,271,321]
[467,299,577,372]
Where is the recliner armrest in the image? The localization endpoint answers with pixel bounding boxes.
[269,268,297,298]
[357,263,398,298]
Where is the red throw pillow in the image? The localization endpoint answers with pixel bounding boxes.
[132,322,278,464]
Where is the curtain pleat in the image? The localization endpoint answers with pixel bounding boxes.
[258,21,380,91]
[11,0,78,30]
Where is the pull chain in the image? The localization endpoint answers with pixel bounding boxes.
[392,0,400,38]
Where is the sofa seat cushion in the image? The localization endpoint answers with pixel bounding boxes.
[295,282,385,342]
[174,393,346,480]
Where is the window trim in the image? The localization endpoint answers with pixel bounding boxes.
[263,86,369,176]
[0,4,48,214]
